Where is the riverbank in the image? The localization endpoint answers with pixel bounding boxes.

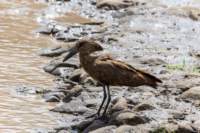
[36,0,200,132]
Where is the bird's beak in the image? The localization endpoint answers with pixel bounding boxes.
[63,46,78,62]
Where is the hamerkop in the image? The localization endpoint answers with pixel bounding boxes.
[63,39,162,118]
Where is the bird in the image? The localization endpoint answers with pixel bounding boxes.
[63,39,162,119]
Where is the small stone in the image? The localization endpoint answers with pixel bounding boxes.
[34,26,59,35]
[172,112,185,120]
[135,103,155,111]
[110,111,150,126]
[85,87,103,92]
[82,120,107,133]
[84,99,98,108]
[140,58,166,66]
[45,95,61,102]
[116,125,149,133]
[83,77,97,85]
[194,120,200,131]
[54,31,78,42]
[174,80,196,92]
[96,0,136,10]
[189,10,200,21]
[178,122,197,133]
[89,125,117,133]
[58,130,69,133]
[63,85,83,102]
[69,69,84,83]
[72,118,94,131]
[43,91,64,102]
[152,123,178,133]
[111,97,128,113]
[182,86,200,100]
[50,100,90,114]
[152,122,198,133]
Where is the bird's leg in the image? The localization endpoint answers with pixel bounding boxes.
[85,84,107,119]
[102,85,111,117]
[96,84,107,116]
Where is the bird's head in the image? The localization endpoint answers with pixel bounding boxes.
[63,39,103,62]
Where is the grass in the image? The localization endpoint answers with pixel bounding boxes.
[165,57,200,73]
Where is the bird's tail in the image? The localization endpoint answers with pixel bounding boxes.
[137,70,162,89]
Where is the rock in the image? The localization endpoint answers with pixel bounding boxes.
[63,85,83,102]
[152,122,198,133]
[182,86,200,100]
[135,102,155,111]
[85,87,103,92]
[50,99,90,114]
[177,122,197,133]
[72,118,94,131]
[34,26,59,35]
[83,77,98,85]
[152,123,179,133]
[175,80,192,92]
[57,130,69,133]
[109,111,150,126]
[46,95,60,102]
[84,99,98,108]
[112,10,135,18]
[111,97,128,113]
[140,58,167,66]
[96,0,136,10]
[174,79,200,92]
[43,61,78,75]
[189,50,200,58]
[172,112,186,120]
[69,68,85,83]
[194,120,200,131]
[54,30,79,42]
[82,120,107,133]
[43,62,62,76]
[55,0,70,2]
[116,125,149,133]
[189,9,200,21]
[43,91,64,102]
[39,47,68,57]
[89,125,117,133]
[15,86,44,95]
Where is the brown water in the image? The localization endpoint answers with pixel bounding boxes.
[0,0,62,132]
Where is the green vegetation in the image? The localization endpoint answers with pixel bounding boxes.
[165,58,200,72]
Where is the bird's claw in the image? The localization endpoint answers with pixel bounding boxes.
[85,113,99,119]
[85,113,109,122]
[99,115,109,121]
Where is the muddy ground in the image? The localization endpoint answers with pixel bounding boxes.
[33,0,200,132]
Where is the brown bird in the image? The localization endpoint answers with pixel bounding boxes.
[63,39,162,118]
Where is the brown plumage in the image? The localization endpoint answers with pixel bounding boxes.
[63,39,162,118]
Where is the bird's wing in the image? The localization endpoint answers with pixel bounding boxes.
[96,55,162,83]
[96,55,137,72]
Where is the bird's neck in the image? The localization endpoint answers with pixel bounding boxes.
[79,51,96,71]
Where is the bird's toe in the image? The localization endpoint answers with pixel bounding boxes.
[85,113,100,119]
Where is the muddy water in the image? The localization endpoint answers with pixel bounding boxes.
[0,1,61,132]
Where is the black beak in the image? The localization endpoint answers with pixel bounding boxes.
[63,46,78,62]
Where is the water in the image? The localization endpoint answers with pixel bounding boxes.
[0,1,61,132]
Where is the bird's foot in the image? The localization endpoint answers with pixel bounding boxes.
[85,113,109,122]
[85,113,100,119]
[99,114,109,122]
